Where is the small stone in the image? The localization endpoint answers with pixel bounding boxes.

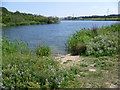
[89,69,96,72]
[66,54,71,56]
[89,64,96,67]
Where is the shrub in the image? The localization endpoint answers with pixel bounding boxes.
[86,33,118,57]
[67,29,93,55]
[36,45,51,57]
[68,42,86,55]
[67,24,119,56]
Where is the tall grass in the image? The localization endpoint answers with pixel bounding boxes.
[36,45,51,57]
[2,38,30,55]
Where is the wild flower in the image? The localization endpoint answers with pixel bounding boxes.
[86,33,118,57]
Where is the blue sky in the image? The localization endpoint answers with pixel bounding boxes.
[2,2,118,17]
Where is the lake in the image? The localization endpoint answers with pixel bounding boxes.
[2,20,118,56]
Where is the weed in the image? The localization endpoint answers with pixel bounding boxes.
[36,45,51,57]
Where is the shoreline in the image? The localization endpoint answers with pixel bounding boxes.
[1,22,60,27]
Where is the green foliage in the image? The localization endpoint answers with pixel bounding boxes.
[2,38,29,55]
[67,24,119,56]
[67,29,93,55]
[2,39,80,88]
[86,33,118,57]
[68,42,86,55]
[1,7,60,26]
[36,45,51,57]
[2,54,80,88]
[2,54,58,88]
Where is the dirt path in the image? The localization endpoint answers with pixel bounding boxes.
[55,54,84,67]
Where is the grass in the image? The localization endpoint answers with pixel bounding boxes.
[2,23,119,88]
[60,55,118,88]
[77,55,118,88]
[36,45,51,57]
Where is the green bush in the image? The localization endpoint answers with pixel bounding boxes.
[86,33,118,57]
[67,24,119,56]
[36,45,51,57]
[68,42,86,55]
[67,29,93,55]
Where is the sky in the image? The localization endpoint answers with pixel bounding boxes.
[1,0,119,17]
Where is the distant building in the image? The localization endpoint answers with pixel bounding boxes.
[64,16,73,20]
[67,16,73,19]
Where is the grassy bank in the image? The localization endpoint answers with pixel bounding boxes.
[2,24,119,88]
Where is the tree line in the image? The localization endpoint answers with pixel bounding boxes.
[1,7,60,26]
[63,14,120,21]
